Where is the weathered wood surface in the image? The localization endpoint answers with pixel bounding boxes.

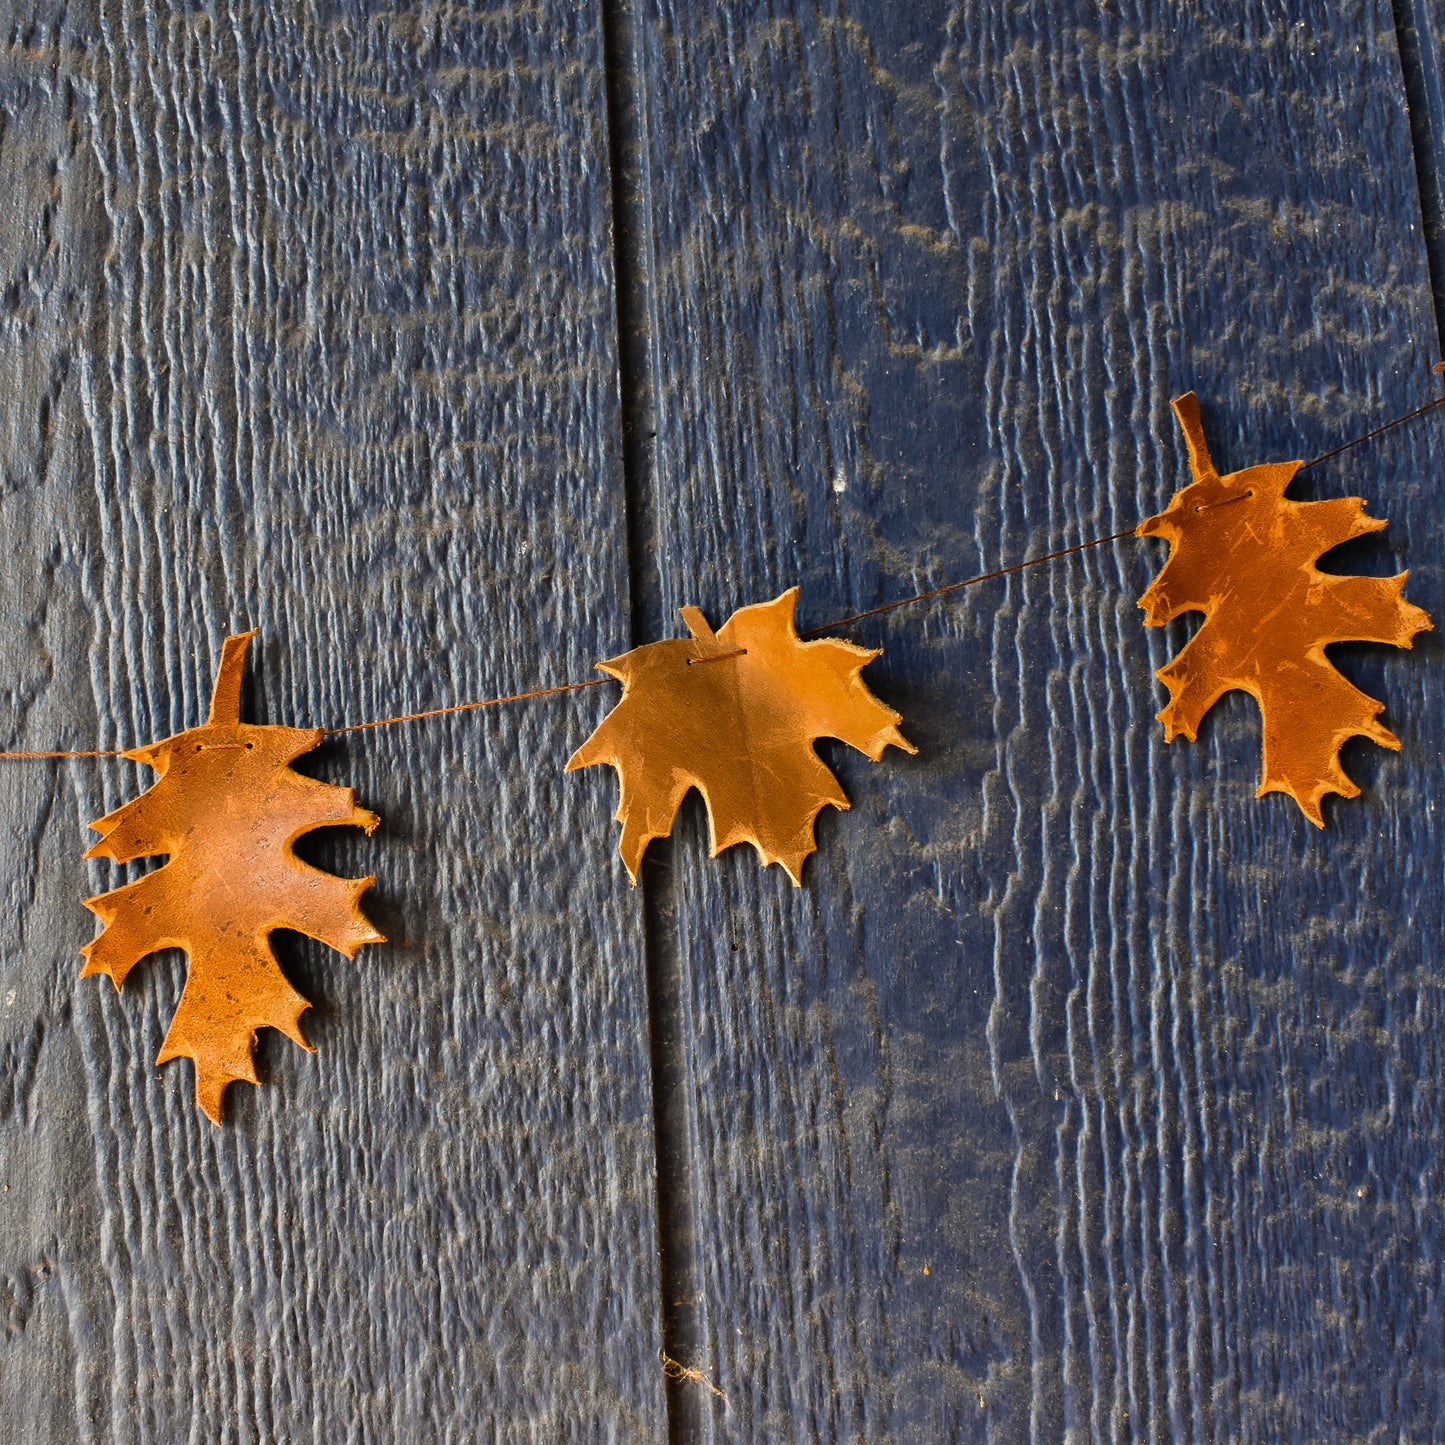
[622,0,1445,1439]
[0,1,664,1440]
[1396,0,1445,334]
[3,0,1445,1441]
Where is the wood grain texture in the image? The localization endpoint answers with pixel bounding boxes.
[0,1,664,1439]
[623,0,1445,1438]
[1392,0,1445,334]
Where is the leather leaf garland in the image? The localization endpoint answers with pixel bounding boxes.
[1137,392,1433,823]
[566,588,915,883]
[82,631,384,1123]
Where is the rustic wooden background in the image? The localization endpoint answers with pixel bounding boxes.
[1,0,1443,1440]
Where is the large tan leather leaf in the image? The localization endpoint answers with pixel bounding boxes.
[567,588,915,884]
[82,632,384,1123]
[1138,393,1432,823]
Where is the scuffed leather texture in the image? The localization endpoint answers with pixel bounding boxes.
[82,634,383,1122]
[1138,393,1432,823]
[567,589,914,884]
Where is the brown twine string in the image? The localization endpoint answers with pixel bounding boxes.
[2,387,1439,760]
[0,748,129,759]
[1297,389,1445,473]
[800,526,1138,636]
[328,677,608,735]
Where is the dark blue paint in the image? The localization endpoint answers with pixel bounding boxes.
[624,0,1445,1438]
[0,2,664,1439]
[1,0,1443,1441]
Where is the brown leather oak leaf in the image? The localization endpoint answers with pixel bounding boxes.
[82,631,384,1123]
[1137,392,1432,823]
[566,588,915,883]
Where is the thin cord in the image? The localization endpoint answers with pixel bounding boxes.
[0,748,127,760]
[1297,392,1445,473]
[808,382,1445,635]
[3,387,1440,759]
[803,527,1138,637]
[0,680,610,757]
[326,677,607,736]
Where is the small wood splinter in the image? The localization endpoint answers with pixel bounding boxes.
[1137,392,1433,823]
[82,631,384,1123]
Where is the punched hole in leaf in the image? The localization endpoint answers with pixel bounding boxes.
[678,604,748,666]
[1196,490,1254,513]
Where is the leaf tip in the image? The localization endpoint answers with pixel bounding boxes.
[78,949,121,990]
[1155,704,1196,744]
[679,605,716,644]
[197,1081,229,1127]
[889,727,918,758]
[208,631,260,727]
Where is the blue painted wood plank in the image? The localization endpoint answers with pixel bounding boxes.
[0,2,665,1439]
[1393,0,1445,333]
[620,1,1445,1437]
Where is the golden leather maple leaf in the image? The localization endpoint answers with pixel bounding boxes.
[566,588,915,883]
[1137,392,1432,823]
[82,631,384,1123]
